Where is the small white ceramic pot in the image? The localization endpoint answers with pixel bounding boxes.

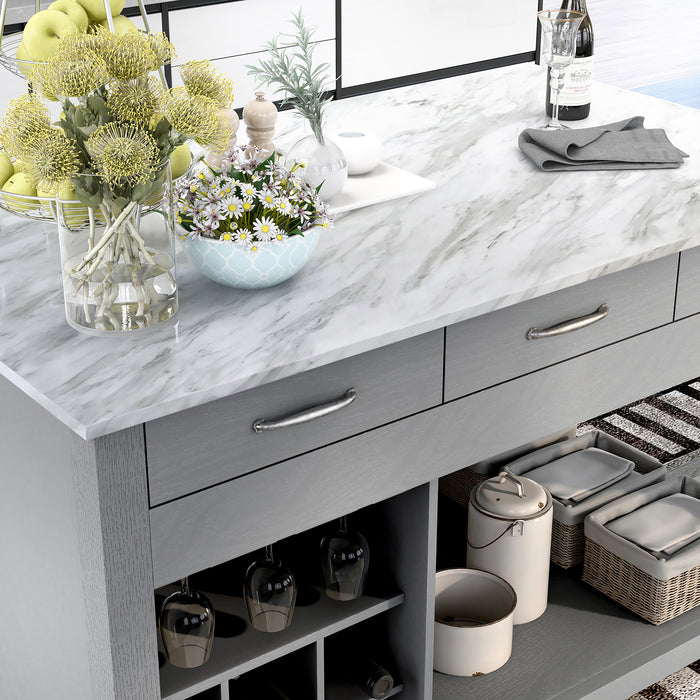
[433,568,516,677]
[332,130,383,175]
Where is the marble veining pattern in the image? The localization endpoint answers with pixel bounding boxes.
[1,63,700,438]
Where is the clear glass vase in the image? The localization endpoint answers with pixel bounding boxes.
[244,544,297,633]
[320,516,370,601]
[284,133,348,201]
[159,577,215,669]
[55,186,178,335]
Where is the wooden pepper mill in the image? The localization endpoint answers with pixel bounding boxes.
[205,109,240,169]
[243,92,278,157]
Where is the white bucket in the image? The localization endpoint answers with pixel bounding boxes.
[433,568,516,677]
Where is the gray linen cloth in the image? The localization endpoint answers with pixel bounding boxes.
[519,116,689,171]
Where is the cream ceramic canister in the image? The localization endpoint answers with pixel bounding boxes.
[332,130,383,175]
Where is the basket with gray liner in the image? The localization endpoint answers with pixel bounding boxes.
[505,431,665,568]
[582,476,700,625]
[438,426,576,509]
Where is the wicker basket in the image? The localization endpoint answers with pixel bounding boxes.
[582,539,700,625]
[550,520,586,568]
[507,430,665,569]
[582,476,700,624]
[438,427,576,509]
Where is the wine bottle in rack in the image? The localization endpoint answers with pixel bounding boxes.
[353,657,395,699]
[545,0,594,120]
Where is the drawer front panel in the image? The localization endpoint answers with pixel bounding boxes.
[675,246,700,320]
[150,312,700,587]
[444,255,678,402]
[146,330,443,505]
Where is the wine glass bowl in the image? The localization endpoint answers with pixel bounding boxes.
[320,516,370,601]
[244,544,297,632]
[537,9,586,129]
[159,577,215,668]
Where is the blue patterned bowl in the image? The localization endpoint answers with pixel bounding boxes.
[180,227,321,289]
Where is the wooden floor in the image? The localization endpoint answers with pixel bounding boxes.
[588,0,700,90]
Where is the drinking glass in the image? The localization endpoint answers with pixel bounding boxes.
[320,515,370,601]
[244,544,297,632]
[537,10,586,129]
[159,577,215,668]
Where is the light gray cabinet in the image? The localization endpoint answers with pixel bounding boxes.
[5,249,700,700]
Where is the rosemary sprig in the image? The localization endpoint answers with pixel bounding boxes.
[246,10,333,143]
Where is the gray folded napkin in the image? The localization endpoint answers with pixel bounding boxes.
[607,493,700,558]
[523,447,634,503]
[519,116,689,171]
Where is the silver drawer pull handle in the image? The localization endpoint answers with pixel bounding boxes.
[526,303,609,340]
[252,388,358,433]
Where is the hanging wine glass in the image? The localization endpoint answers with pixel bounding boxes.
[320,515,370,601]
[244,544,297,632]
[159,577,215,668]
[537,9,586,129]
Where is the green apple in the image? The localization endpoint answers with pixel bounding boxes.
[1,172,38,213]
[47,0,89,31]
[39,183,86,228]
[0,152,14,188]
[23,10,80,61]
[15,41,35,79]
[75,0,125,23]
[170,143,192,180]
[97,13,138,35]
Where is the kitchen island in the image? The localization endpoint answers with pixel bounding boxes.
[1,63,700,700]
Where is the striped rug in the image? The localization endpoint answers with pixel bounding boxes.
[626,659,700,700]
[580,378,700,472]
[579,379,700,700]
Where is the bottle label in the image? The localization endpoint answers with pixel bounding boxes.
[550,56,593,106]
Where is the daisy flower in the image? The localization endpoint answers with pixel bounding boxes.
[275,197,292,215]
[257,190,276,208]
[254,216,277,242]
[272,230,289,246]
[239,182,257,200]
[223,195,245,218]
[234,228,253,247]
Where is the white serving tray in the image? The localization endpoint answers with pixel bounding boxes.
[327,161,436,216]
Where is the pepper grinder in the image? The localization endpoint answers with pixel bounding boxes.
[205,109,240,169]
[243,92,278,157]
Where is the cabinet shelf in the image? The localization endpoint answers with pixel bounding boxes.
[325,680,404,699]
[158,587,405,700]
[432,566,700,699]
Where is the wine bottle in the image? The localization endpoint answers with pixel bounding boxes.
[545,0,594,120]
[354,658,395,699]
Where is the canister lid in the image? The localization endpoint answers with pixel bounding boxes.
[473,471,550,519]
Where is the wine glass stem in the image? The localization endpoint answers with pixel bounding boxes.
[265,543,274,561]
[339,515,348,533]
[550,66,565,128]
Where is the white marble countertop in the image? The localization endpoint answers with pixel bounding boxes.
[1,62,700,439]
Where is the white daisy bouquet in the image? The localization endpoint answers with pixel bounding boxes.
[174,146,332,253]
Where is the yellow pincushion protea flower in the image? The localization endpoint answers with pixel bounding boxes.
[108,76,162,125]
[86,122,160,188]
[164,87,233,151]
[37,50,111,99]
[0,95,53,161]
[22,129,80,194]
[180,60,235,109]
[99,31,159,81]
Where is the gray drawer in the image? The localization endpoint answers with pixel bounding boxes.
[444,255,678,401]
[146,330,443,505]
[675,246,700,320]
